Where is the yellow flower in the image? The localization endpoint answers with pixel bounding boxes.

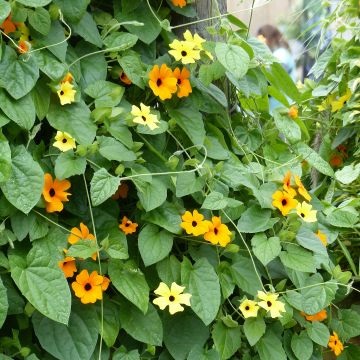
[239,299,259,318]
[300,309,327,322]
[328,331,344,356]
[317,94,336,112]
[203,216,231,247]
[272,190,298,216]
[316,230,327,246]
[183,30,213,59]
[68,222,97,261]
[168,39,201,64]
[57,81,76,106]
[331,88,352,112]
[58,250,77,278]
[71,270,106,304]
[283,171,296,197]
[296,201,317,222]
[42,173,71,213]
[119,216,138,235]
[53,131,76,152]
[257,291,285,318]
[131,103,159,130]
[294,175,311,201]
[180,210,210,236]
[172,0,187,7]
[153,282,191,315]
[148,64,177,100]
[257,34,267,44]
[288,105,299,119]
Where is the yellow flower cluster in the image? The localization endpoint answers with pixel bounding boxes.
[181,210,232,247]
[272,171,317,222]
[239,291,286,319]
[318,88,352,113]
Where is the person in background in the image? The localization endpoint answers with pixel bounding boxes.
[257,25,297,111]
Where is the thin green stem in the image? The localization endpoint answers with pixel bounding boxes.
[246,0,256,39]
[137,133,167,162]
[82,174,104,360]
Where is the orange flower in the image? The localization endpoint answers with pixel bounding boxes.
[42,173,71,213]
[148,64,177,100]
[68,223,97,260]
[282,171,296,197]
[294,175,311,201]
[337,144,348,158]
[101,276,110,291]
[119,216,138,235]
[300,309,327,322]
[172,0,187,7]
[272,190,298,216]
[119,71,132,85]
[288,105,299,119]
[71,270,105,304]
[329,154,343,168]
[62,72,73,83]
[58,249,77,278]
[0,16,17,34]
[204,216,231,247]
[18,40,30,54]
[111,182,129,200]
[328,331,344,356]
[173,67,192,98]
[316,230,327,246]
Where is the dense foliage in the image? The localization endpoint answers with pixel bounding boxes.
[0,0,359,359]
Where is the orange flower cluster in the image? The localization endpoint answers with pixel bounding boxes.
[329,144,348,168]
[171,0,187,7]
[0,15,31,53]
[180,210,232,247]
[148,64,192,100]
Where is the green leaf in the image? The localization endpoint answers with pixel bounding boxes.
[279,244,316,273]
[54,151,87,180]
[53,0,90,22]
[273,111,301,143]
[136,178,167,212]
[331,309,360,341]
[256,330,287,360]
[0,90,35,130]
[0,132,11,184]
[85,80,124,108]
[8,244,71,324]
[101,227,128,260]
[237,205,279,233]
[67,239,98,259]
[187,347,220,360]
[184,258,221,325]
[335,164,360,184]
[163,312,209,360]
[31,78,50,120]
[103,32,138,51]
[15,0,52,6]
[32,303,98,360]
[231,254,263,296]
[326,208,359,228]
[119,301,163,346]
[90,168,121,207]
[98,300,120,348]
[98,136,136,162]
[32,50,67,81]
[306,321,330,346]
[243,317,266,346]
[0,46,39,99]
[0,0,11,24]
[176,172,204,197]
[0,276,8,328]
[215,43,250,80]
[169,106,205,145]
[47,101,97,145]
[296,225,327,255]
[1,146,43,214]
[293,142,334,177]
[71,12,102,47]
[212,321,241,360]
[113,350,140,360]
[108,259,149,313]
[118,51,145,88]
[251,234,281,266]
[28,7,51,35]
[138,224,173,267]
[291,331,313,360]
[156,255,181,284]
[202,192,229,210]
